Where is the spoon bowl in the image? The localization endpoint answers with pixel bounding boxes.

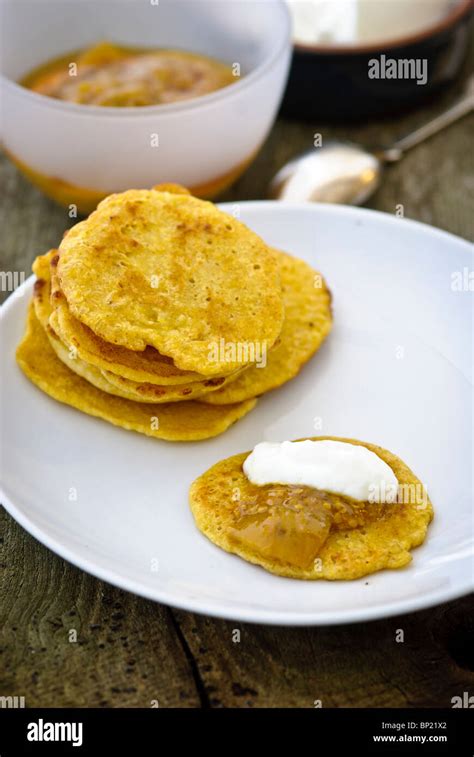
[270,83,473,205]
[269,142,381,205]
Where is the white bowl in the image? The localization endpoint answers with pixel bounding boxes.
[0,0,291,212]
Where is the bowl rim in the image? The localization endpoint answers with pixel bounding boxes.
[0,0,291,118]
[292,0,473,56]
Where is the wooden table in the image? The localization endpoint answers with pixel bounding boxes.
[1,57,473,708]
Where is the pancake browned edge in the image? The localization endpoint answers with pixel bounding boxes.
[16,302,257,442]
[189,437,433,579]
[32,250,246,404]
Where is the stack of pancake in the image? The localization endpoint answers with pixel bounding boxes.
[17,185,333,441]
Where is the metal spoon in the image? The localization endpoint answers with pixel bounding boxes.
[269,84,474,206]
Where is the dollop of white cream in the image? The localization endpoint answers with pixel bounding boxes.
[243,440,398,502]
[286,0,450,46]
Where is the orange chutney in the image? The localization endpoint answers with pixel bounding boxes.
[21,41,237,106]
[228,485,385,570]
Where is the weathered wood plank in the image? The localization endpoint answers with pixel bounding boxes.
[1,513,200,707]
[3,506,472,708]
[172,597,474,708]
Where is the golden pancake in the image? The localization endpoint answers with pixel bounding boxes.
[202,251,332,404]
[57,188,284,374]
[99,367,230,403]
[46,323,148,401]
[45,251,212,386]
[189,437,433,579]
[34,272,135,400]
[33,253,241,403]
[16,303,258,441]
[33,267,191,402]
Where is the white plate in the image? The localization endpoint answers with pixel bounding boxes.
[1,203,472,626]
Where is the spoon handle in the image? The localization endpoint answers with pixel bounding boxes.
[382,83,474,162]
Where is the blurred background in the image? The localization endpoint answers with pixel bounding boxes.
[1,0,472,305]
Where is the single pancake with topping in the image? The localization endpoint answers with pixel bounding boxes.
[189,437,433,580]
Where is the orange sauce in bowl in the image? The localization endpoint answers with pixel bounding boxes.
[12,42,253,212]
[21,41,237,106]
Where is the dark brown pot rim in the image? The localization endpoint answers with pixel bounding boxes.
[293,0,473,56]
